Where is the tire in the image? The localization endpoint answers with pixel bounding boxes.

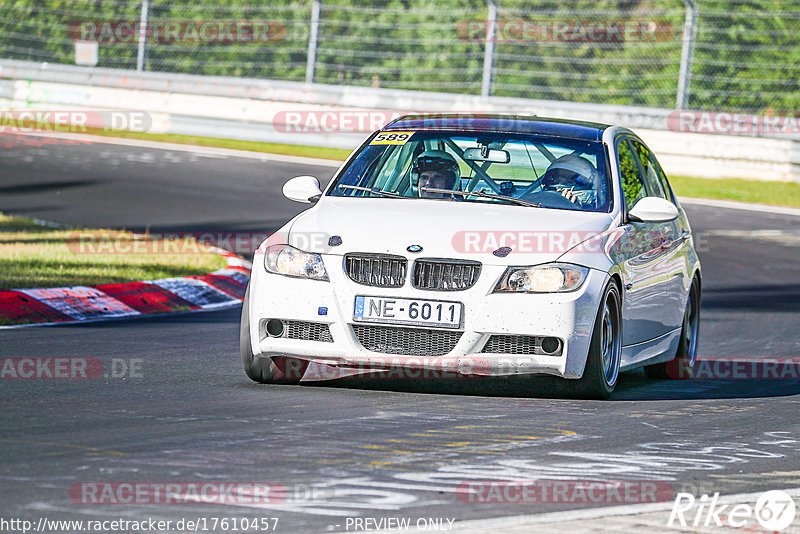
[240,285,306,384]
[576,281,622,399]
[644,277,700,380]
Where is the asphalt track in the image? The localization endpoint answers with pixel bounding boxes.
[1,133,800,533]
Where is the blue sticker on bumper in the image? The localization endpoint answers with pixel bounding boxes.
[354,296,365,317]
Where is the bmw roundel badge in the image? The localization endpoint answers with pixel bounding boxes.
[407,244,423,253]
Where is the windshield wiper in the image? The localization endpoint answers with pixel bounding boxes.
[338,185,405,198]
[420,187,541,207]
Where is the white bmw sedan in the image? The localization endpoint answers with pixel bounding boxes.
[240,114,701,398]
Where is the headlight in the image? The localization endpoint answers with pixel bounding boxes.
[494,263,589,293]
[264,244,329,281]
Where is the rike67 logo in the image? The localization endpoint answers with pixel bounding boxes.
[669,490,796,531]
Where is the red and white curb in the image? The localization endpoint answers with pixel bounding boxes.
[0,247,251,329]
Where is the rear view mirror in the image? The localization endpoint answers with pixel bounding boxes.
[283,176,322,203]
[628,196,679,223]
[463,147,510,163]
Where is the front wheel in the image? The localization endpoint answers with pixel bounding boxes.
[576,281,622,399]
[644,277,700,379]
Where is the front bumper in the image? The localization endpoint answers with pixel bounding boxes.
[247,257,608,380]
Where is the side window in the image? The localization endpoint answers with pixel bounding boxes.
[630,140,668,200]
[651,154,677,204]
[617,139,646,210]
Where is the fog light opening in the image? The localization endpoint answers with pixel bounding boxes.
[266,319,285,337]
[541,337,561,355]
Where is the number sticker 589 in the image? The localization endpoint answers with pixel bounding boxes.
[369,131,414,145]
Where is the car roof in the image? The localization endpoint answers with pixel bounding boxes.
[383,114,609,142]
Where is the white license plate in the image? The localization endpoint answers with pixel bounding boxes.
[353,295,463,329]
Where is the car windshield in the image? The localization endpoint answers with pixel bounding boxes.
[327,131,611,212]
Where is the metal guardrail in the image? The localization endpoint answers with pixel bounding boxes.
[0,58,674,130]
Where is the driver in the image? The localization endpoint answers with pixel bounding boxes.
[413,150,460,198]
[540,154,599,206]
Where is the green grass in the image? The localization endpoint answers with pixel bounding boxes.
[669,175,800,208]
[0,213,226,292]
[86,128,352,161]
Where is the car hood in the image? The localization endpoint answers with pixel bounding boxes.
[283,197,616,265]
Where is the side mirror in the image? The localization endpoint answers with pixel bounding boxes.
[628,196,679,223]
[283,176,322,203]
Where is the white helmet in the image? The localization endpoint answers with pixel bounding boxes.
[542,154,600,189]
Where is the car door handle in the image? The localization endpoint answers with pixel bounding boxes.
[660,236,672,249]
